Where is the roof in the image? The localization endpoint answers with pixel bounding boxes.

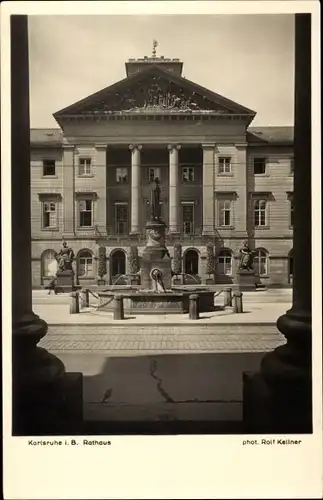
[30,128,63,145]
[53,64,256,118]
[247,127,294,145]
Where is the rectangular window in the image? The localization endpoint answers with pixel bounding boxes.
[148,167,161,183]
[218,157,231,174]
[79,199,93,227]
[181,166,195,183]
[253,158,266,175]
[79,256,93,277]
[218,200,232,226]
[42,201,57,228]
[254,252,268,276]
[182,202,194,234]
[290,198,294,227]
[43,249,57,276]
[43,160,56,176]
[254,199,267,227]
[79,158,92,176]
[217,255,232,275]
[116,167,128,183]
[115,203,128,234]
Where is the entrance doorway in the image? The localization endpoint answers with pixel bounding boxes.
[184,249,199,276]
[111,250,126,283]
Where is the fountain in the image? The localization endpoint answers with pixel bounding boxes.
[97,178,214,314]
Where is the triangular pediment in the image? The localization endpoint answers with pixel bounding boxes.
[54,65,255,119]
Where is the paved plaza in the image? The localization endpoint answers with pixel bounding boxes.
[33,288,291,423]
[34,289,291,354]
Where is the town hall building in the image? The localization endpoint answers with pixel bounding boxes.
[31,47,294,288]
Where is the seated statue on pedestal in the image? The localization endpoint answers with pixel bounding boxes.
[238,241,254,271]
[55,241,75,272]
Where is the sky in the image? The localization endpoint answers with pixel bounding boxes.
[28,14,294,128]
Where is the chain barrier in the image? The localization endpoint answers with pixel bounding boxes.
[96,297,115,309]
[78,287,234,312]
[78,289,115,310]
[78,289,100,309]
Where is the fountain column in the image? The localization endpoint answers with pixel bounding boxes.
[129,144,142,234]
[168,144,181,233]
[243,14,312,433]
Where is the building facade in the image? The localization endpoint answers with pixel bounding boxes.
[31,53,294,288]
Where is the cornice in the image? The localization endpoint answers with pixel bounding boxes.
[56,112,253,124]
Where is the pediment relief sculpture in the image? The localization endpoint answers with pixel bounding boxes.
[80,75,230,115]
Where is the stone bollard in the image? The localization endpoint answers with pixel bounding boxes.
[80,289,90,309]
[113,294,124,320]
[233,291,243,313]
[70,291,80,314]
[189,294,200,320]
[223,287,233,307]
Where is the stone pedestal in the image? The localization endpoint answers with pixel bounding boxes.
[141,221,172,290]
[236,269,256,291]
[56,270,75,293]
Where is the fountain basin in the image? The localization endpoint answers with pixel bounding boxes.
[98,289,215,314]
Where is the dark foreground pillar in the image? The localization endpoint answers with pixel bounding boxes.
[11,16,83,435]
[243,14,312,433]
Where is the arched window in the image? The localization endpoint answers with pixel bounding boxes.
[254,249,268,276]
[41,249,57,277]
[217,249,232,275]
[184,249,199,275]
[111,250,126,277]
[78,250,93,277]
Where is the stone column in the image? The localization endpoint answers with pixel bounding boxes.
[11,15,82,434]
[129,144,142,234]
[168,144,181,233]
[95,144,107,236]
[62,143,75,237]
[243,14,312,433]
[202,144,215,234]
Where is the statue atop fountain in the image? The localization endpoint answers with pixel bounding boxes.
[140,177,172,290]
[150,177,162,222]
